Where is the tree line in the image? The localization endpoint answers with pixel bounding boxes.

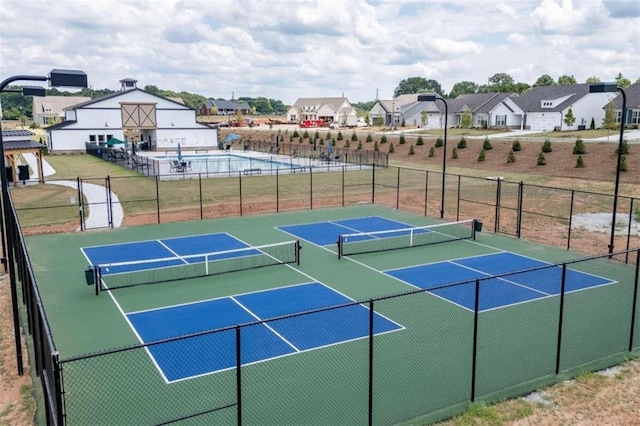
[394,72,638,99]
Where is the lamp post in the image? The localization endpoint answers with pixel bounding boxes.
[589,83,627,256]
[422,94,448,218]
[0,69,87,375]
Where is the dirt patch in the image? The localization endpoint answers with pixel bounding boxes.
[0,275,36,425]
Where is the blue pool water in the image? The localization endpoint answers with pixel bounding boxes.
[161,154,300,174]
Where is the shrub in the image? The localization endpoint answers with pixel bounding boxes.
[326,132,331,140]
[389,143,395,153]
[293,130,299,138]
[537,152,546,165]
[289,136,293,142]
[428,147,435,157]
[590,117,595,130]
[615,139,629,155]
[399,134,406,144]
[408,144,415,155]
[366,134,373,143]
[452,147,458,159]
[303,130,309,139]
[457,137,467,149]
[331,139,336,146]
[314,131,320,140]
[573,137,586,154]
[542,139,552,153]
[512,140,521,151]
[337,131,343,140]
[374,141,379,152]
[357,141,362,150]
[482,137,493,150]
[380,135,388,144]
[478,149,485,162]
[416,136,424,146]
[351,132,358,141]
[435,137,444,147]
[620,154,628,172]
[344,140,350,148]
[319,138,324,145]
[507,150,516,163]
[575,155,584,168]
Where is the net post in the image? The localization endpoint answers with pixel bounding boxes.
[409,228,414,247]
[337,236,343,259]
[472,219,477,240]
[94,266,100,296]
[205,254,209,276]
[295,241,301,265]
[555,263,567,375]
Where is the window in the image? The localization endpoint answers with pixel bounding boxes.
[98,135,105,142]
[629,110,640,124]
[89,135,96,142]
[495,115,507,126]
[616,111,622,123]
[542,101,553,107]
[106,134,113,140]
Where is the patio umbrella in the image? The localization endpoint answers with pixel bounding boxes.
[224,133,241,143]
[177,143,182,161]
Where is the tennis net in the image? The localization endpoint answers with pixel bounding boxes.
[337,219,476,258]
[92,240,300,292]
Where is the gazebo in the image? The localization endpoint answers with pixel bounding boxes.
[1,130,45,186]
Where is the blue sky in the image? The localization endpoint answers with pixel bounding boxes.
[1,0,638,104]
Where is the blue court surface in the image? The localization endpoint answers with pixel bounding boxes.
[126,282,403,382]
[278,216,418,246]
[82,233,259,274]
[385,252,614,312]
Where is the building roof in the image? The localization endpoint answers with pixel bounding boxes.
[610,82,640,109]
[33,96,91,116]
[292,97,349,112]
[2,129,35,137]
[3,139,44,150]
[66,88,188,110]
[204,99,250,110]
[512,84,590,112]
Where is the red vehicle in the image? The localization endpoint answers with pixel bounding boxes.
[299,119,325,128]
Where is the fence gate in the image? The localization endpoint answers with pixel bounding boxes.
[495,179,522,237]
[79,177,114,231]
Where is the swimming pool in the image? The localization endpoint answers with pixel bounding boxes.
[159,154,301,174]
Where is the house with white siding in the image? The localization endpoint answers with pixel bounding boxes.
[287,97,357,126]
[46,80,217,152]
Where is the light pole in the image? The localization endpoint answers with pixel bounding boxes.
[423,94,448,218]
[589,82,627,256]
[1,69,87,375]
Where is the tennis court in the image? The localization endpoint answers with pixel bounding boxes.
[25,204,640,425]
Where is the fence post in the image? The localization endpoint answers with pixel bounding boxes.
[238,172,243,216]
[628,249,640,351]
[371,163,376,204]
[424,170,429,217]
[106,176,113,228]
[52,352,64,425]
[625,198,635,263]
[567,190,575,250]
[368,299,374,426]
[77,177,84,231]
[236,325,242,426]
[494,179,501,233]
[276,169,280,213]
[471,279,480,402]
[456,175,461,221]
[310,167,313,210]
[516,181,523,238]
[155,176,160,224]
[555,264,567,374]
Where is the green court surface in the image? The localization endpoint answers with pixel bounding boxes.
[26,204,640,425]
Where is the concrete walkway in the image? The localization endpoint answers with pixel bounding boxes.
[21,153,124,229]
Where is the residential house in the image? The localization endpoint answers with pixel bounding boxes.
[32,96,91,125]
[369,93,432,127]
[445,92,523,129]
[513,84,616,131]
[198,99,251,116]
[287,97,357,126]
[47,86,217,152]
[606,82,640,127]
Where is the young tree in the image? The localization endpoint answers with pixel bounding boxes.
[477,149,486,162]
[482,137,493,150]
[512,140,521,151]
[564,108,576,128]
[435,137,444,147]
[388,143,395,153]
[408,144,415,155]
[428,147,435,157]
[507,150,516,163]
[420,111,428,127]
[573,137,586,154]
[537,152,546,165]
[416,136,424,146]
[452,147,458,159]
[457,137,467,149]
[399,134,406,144]
[542,139,552,153]
[461,110,472,128]
[603,101,616,129]
[575,155,585,168]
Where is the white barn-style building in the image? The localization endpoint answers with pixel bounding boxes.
[46,79,217,152]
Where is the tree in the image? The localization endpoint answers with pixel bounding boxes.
[394,77,444,97]
[388,143,394,153]
[542,140,552,153]
[448,81,478,98]
[461,110,472,128]
[585,76,601,84]
[537,153,546,165]
[564,108,576,127]
[457,137,467,149]
[417,136,424,146]
[573,137,586,154]
[408,145,415,155]
[512,140,521,151]
[488,73,515,92]
[420,111,428,127]
[615,72,632,89]
[603,101,616,129]
[252,97,273,115]
[534,74,555,87]
[428,147,435,157]
[399,134,406,144]
[478,149,486,162]
[507,150,516,163]
[512,82,531,95]
[435,137,444,147]
[576,155,585,168]
[452,147,458,159]
[482,137,493,150]
[558,75,577,85]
